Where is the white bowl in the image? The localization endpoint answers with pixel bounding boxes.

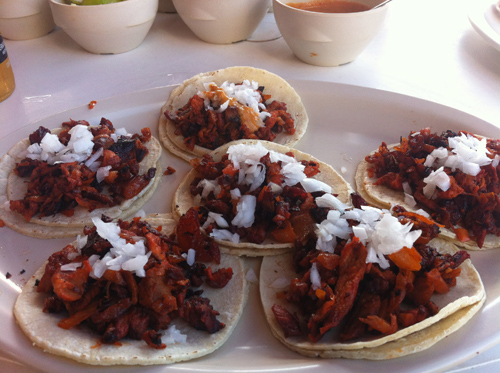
[158,0,175,13]
[273,0,389,66]
[172,0,271,44]
[49,0,158,54]
[0,0,55,40]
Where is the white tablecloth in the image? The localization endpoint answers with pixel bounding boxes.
[1,0,499,371]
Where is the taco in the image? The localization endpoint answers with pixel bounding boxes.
[355,128,500,250]
[158,66,308,161]
[0,118,162,238]
[14,211,248,365]
[259,199,485,359]
[172,140,352,256]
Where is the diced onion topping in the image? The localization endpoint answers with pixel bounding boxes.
[424,133,492,177]
[198,80,270,126]
[161,324,187,345]
[60,262,83,272]
[315,194,350,213]
[211,229,240,244]
[186,249,196,266]
[200,143,346,244]
[300,178,332,194]
[315,206,422,269]
[231,195,257,228]
[24,125,95,165]
[402,182,417,208]
[96,165,112,183]
[89,217,151,278]
[310,263,321,290]
[202,211,230,230]
[422,167,451,199]
[197,179,221,199]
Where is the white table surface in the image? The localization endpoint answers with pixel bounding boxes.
[1,0,499,371]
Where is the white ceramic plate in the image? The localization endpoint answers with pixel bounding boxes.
[468,0,500,51]
[1,81,500,372]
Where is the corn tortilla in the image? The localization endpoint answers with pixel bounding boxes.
[0,127,162,238]
[158,66,308,162]
[259,238,485,358]
[13,214,248,365]
[172,139,353,256]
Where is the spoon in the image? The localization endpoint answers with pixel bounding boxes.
[372,0,393,9]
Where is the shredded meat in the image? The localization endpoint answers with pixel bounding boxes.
[271,304,303,337]
[308,237,367,342]
[179,296,224,333]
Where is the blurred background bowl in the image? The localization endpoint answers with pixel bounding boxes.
[173,0,271,44]
[49,0,158,54]
[158,0,175,13]
[273,0,389,66]
[0,0,55,40]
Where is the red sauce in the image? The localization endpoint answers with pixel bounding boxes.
[287,0,370,13]
[164,166,176,175]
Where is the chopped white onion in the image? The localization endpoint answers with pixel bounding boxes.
[231,195,256,228]
[162,324,187,345]
[96,165,112,183]
[310,263,321,290]
[60,262,83,272]
[84,146,103,168]
[208,212,229,228]
[24,125,99,166]
[423,167,450,199]
[300,178,332,194]
[315,193,350,213]
[186,249,196,266]
[424,133,492,177]
[315,204,421,270]
[197,179,219,199]
[211,229,240,243]
[76,234,88,250]
[90,217,151,278]
[199,80,267,127]
[268,182,283,193]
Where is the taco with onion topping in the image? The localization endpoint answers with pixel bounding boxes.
[0,118,162,238]
[259,196,485,359]
[355,128,500,250]
[158,66,308,162]
[172,140,352,256]
[14,212,247,365]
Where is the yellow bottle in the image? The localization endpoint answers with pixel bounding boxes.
[0,35,15,102]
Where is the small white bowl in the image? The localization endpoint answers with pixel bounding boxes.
[49,0,158,54]
[158,0,175,13]
[173,0,271,44]
[0,0,55,40]
[273,0,389,66]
